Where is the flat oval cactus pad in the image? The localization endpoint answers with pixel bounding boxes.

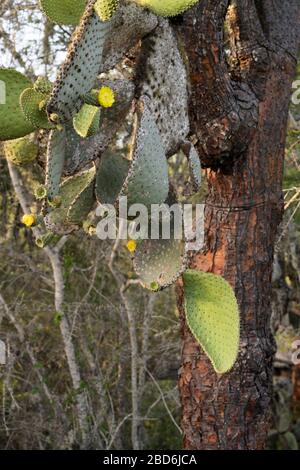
[183,270,240,374]
[0,68,35,141]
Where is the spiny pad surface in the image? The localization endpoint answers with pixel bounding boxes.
[131,0,199,17]
[183,270,240,374]
[39,0,87,25]
[47,0,111,122]
[94,0,119,21]
[0,68,35,141]
[119,96,169,210]
[3,136,38,165]
[136,19,189,155]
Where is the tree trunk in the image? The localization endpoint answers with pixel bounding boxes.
[176,0,300,449]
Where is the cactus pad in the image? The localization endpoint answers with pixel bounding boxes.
[39,0,87,25]
[101,2,157,73]
[96,150,130,204]
[131,0,199,17]
[46,129,66,200]
[47,0,111,122]
[0,69,36,141]
[3,136,38,165]
[94,0,119,21]
[183,270,240,374]
[73,104,101,138]
[20,87,53,130]
[63,79,134,175]
[136,20,189,155]
[45,167,96,234]
[119,96,169,209]
[133,224,186,290]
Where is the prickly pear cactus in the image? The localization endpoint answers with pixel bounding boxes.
[3,136,38,165]
[133,228,187,290]
[2,0,240,375]
[0,69,36,141]
[96,150,130,204]
[20,85,54,130]
[119,96,169,209]
[46,129,67,200]
[73,104,101,138]
[183,270,240,373]
[135,19,189,155]
[130,0,199,17]
[94,0,119,21]
[45,167,96,234]
[39,0,87,25]
[47,0,111,122]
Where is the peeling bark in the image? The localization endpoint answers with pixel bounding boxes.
[175,0,300,449]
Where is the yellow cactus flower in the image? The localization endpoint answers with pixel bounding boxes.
[22,213,36,227]
[98,86,115,108]
[127,239,137,253]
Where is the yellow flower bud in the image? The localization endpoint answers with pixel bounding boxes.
[98,86,115,108]
[127,239,137,253]
[21,213,36,227]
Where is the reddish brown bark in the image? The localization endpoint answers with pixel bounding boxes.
[175,0,300,449]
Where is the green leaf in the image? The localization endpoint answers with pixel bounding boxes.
[183,270,240,374]
[0,68,36,141]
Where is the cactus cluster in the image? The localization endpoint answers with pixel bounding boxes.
[0,0,240,373]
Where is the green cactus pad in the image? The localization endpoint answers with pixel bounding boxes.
[3,136,38,165]
[67,179,95,224]
[47,0,111,122]
[96,150,130,204]
[183,270,240,374]
[73,104,101,138]
[119,96,169,210]
[0,68,36,141]
[45,167,96,234]
[131,0,199,17]
[46,129,66,200]
[133,224,186,290]
[20,87,54,130]
[94,0,119,21]
[39,0,87,25]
